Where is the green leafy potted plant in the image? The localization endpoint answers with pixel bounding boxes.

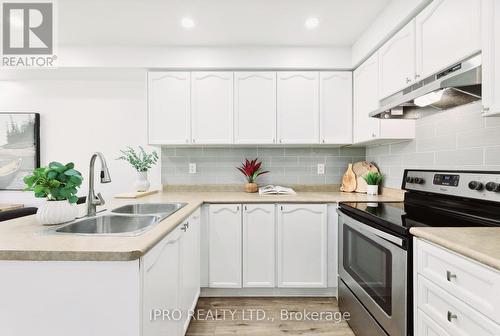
[236,158,269,193]
[117,146,158,192]
[24,162,83,225]
[362,172,384,195]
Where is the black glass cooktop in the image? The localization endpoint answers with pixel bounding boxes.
[340,200,500,237]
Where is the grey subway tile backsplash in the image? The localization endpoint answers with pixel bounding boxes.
[162,146,364,186]
[367,103,500,188]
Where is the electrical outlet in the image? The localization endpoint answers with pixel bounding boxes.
[317,163,325,175]
[189,163,197,174]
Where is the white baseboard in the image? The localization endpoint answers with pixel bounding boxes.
[200,287,338,297]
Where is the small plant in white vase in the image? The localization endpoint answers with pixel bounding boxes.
[24,162,83,225]
[117,146,158,192]
[363,172,384,195]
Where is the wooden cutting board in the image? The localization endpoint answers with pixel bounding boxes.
[114,190,158,199]
[352,161,379,193]
[340,163,357,193]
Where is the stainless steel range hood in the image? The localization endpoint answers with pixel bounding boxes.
[370,54,482,119]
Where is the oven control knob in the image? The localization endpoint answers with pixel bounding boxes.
[486,182,500,192]
[413,177,424,184]
[468,181,484,191]
[406,176,415,183]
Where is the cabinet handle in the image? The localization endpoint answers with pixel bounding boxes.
[192,139,195,143]
[244,205,247,211]
[322,139,325,144]
[447,311,457,322]
[415,74,421,79]
[406,77,411,83]
[181,226,187,232]
[483,107,490,112]
[446,270,457,281]
[273,138,275,143]
[185,222,189,229]
[280,206,283,211]
[372,133,376,138]
[237,206,240,211]
[279,139,282,143]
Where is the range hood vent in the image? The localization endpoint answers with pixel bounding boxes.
[370,54,482,119]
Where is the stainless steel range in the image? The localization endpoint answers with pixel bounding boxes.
[337,169,500,336]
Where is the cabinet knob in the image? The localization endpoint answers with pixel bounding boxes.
[372,133,376,138]
[322,139,325,143]
[406,77,411,83]
[236,206,240,211]
[447,311,457,322]
[415,74,421,79]
[181,226,187,232]
[279,139,282,143]
[446,270,457,281]
[483,106,490,112]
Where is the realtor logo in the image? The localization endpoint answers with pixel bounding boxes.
[1,1,57,67]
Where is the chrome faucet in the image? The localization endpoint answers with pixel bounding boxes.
[87,152,112,216]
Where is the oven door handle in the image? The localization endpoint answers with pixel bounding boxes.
[339,210,404,247]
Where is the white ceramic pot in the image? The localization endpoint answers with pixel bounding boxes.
[134,171,150,192]
[366,184,379,195]
[36,200,78,226]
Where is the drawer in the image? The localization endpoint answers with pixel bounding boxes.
[416,309,450,336]
[416,239,500,323]
[417,275,500,336]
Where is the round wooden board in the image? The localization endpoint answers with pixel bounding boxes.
[352,161,379,193]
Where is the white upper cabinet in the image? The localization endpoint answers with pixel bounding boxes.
[208,204,242,288]
[234,72,277,144]
[378,20,416,99]
[482,0,500,117]
[191,72,233,144]
[353,54,381,144]
[277,72,320,144]
[148,72,191,145]
[242,204,276,288]
[415,0,481,79]
[277,204,327,288]
[319,72,353,144]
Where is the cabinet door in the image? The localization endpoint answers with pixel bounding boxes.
[378,20,416,99]
[277,204,327,288]
[277,72,319,144]
[319,72,353,144]
[353,53,381,144]
[148,72,191,145]
[482,0,500,116]
[180,209,201,334]
[416,0,481,79]
[234,72,277,144]
[191,72,233,144]
[143,227,182,336]
[242,204,276,288]
[208,204,242,288]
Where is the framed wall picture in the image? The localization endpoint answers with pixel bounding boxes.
[0,113,40,190]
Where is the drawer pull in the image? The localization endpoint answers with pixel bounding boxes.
[447,311,457,322]
[446,270,457,281]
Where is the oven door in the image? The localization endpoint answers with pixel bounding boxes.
[338,210,407,336]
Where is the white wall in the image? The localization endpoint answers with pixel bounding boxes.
[0,70,161,207]
[57,46,353,70]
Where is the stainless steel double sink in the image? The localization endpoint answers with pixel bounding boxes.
[52,203,187,236]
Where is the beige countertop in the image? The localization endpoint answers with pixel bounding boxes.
[0,191,402,262]
[410,227,500,271]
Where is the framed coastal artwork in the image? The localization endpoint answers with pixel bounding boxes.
[0,113,40,190]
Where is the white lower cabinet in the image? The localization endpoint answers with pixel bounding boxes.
[414,238,500,336]
[277,204,327,288]
[143,226,182,336]
[143,210,201,336]
[208,204,242,288]
[180,209,201,334]
[242,204,276,287]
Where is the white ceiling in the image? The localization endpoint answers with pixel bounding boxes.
[58,0,390,47]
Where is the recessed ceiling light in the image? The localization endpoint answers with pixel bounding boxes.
[305,17,319,30]
[181,17,195,29]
